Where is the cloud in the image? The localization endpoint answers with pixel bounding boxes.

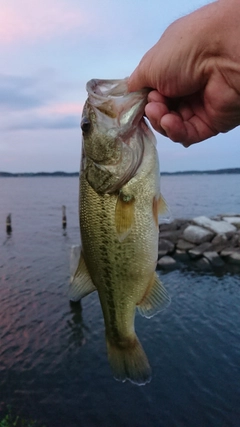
[0,74,50,110]
[44,102,83,116]
[2,102,83,131]
[0,71,83,131]
[0,0,91,45]
[7,115,80,131]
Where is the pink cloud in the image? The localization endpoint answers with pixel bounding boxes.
[0,0,91,44]
[42,102,84,116]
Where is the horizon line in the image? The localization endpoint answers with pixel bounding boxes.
[1,167,240,176]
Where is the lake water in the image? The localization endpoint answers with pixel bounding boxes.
[0,175,240,427]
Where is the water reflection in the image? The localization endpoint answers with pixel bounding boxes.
[67,301,89,347]
[2,235,11,246]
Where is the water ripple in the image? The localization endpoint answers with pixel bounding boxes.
[0,178,240,426]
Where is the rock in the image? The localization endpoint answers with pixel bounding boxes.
[221,248,235,257]
[173,249,190,262]
[174,219,189,230]
[210,243,228,254]
[222,217,240,228]
[177,239,195,251]
[157,256,178,270]
[211,215,223,221]
[160,220,178,231]
[220,248,240,264]
[211,234,228,245]
[203,251,225,268]
[229,232,240,247]
[188,242,212,259]
[193,257,212,271]
[209,234,229,253]
[160,219,188,231]
[225,231,236,240]
[158,239,175,257]
[227,251,240,265]
[156,215,240,273]
[159,230,182,243]
[220,213,240,218]
[183,225,214,245]
[193,216,237,234]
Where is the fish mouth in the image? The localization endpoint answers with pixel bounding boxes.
[87,78,129,100]
[86,78,149,137]
[86,78,149,100]
[83,78,149,194]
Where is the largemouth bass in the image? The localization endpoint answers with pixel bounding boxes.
[68,78,170,385]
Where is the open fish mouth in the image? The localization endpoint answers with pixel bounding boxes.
[81,78,150,194]
[86,78,149,127]
[87,78,129,98]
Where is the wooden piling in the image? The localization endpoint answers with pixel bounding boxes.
[6,214,12,234]
[62,205,67,229]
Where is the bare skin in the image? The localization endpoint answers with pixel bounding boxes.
[128,0,240,147]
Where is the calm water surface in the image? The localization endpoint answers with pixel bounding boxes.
[0,176,240,427]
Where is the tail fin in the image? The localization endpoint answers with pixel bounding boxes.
[106,335,151,386]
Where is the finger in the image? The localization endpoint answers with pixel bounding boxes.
[128,69,145,92]
[160,113,218,146]
[148,90,166,103]
[128,52,155,92]
[145,101,169,136]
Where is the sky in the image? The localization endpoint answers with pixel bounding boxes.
[0,0,239,173]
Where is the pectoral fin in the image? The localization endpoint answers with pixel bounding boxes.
[153,194,172,226]
[68,252,96,301]
[115,192,135,242]
[137,272,171,318]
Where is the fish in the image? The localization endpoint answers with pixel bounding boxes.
[68,78,171,385]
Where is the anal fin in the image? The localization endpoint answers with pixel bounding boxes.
[137,272,171,318]
[68,252,96,301]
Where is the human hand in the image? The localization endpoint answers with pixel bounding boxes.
[128,0,240,147]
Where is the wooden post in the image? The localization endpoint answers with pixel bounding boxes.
[6,214,12,234]
[62,205,67,229]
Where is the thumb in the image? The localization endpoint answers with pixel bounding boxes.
[128,67,147,92]
[128,48,157,92]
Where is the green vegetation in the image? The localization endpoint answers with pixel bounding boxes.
[0,407,46,427]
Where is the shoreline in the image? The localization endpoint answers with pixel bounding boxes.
[1,167,240,178]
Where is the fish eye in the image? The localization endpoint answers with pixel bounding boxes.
[81,117,91,133]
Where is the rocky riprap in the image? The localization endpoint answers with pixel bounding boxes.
[158,215,240,273]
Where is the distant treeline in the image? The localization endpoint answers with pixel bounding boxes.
[161,168,240,175]
[0,168,240,177]
[0,171,79,177]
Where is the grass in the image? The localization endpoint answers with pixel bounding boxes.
[0,407,46,427]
